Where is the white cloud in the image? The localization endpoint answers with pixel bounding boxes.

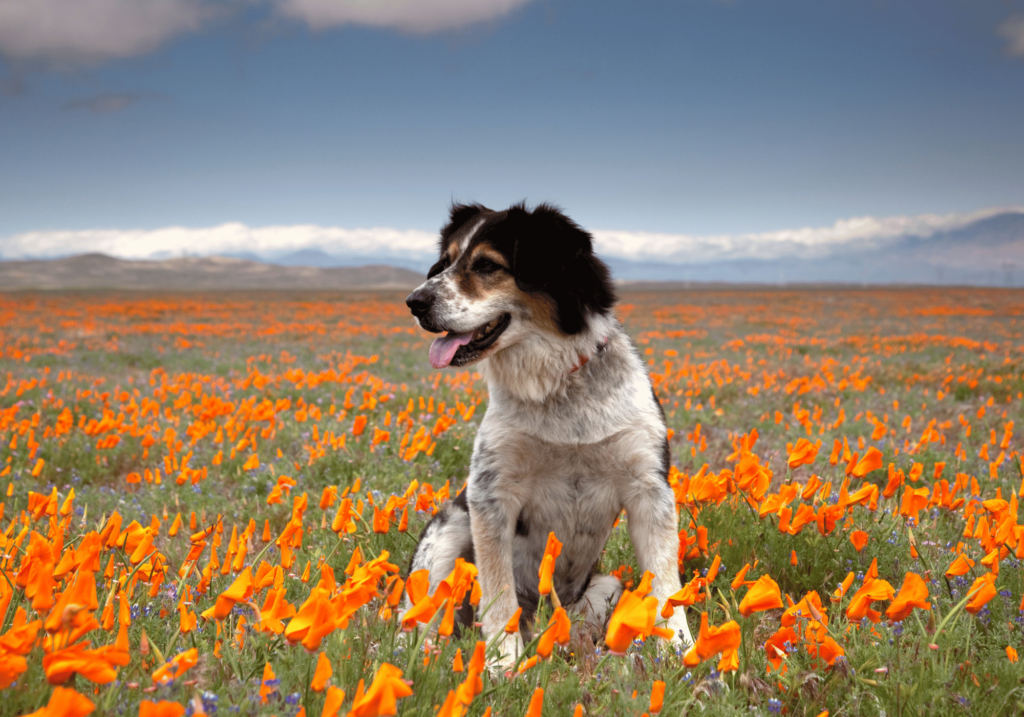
[271,0,535,34]
[0,0,215,65]
[590,207,1018,263]
[3,207,1020,266]
[998,15,1024,57]
[1,223,439,262]
[0,0,536,65]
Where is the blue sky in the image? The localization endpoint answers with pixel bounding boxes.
[1,0,1023,261]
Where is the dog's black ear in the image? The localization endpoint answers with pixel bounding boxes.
[440,203,488,250]
[508,203,616,335]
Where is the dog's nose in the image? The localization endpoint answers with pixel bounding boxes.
[406,288,433,318]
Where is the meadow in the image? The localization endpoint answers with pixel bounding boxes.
[1,287,1023,717]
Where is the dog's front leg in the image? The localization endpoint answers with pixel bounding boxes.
[621,476,695,648]
[467,482,524,671]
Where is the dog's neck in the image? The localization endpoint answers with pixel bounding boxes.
[481,312,618,403]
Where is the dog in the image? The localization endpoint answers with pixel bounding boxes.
[404,202,694,667]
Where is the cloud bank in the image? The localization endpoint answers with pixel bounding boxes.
[274,0,535,34]
[3,207,1017,267]
[0,0,211,65]
[0,0,537,65]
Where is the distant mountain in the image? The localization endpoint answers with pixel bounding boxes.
[612,211,1024,286]
[0,254,424,291]
[4,211,1022,289]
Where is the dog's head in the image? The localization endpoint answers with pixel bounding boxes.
[406,202,615,369]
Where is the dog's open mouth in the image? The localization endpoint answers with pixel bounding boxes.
[428,313,511,369]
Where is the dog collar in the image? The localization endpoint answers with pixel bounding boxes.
[569,336,609,374]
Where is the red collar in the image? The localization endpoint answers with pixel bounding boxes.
[569,336,609,374]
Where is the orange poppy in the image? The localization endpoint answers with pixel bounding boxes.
[605,588,674,653]
[525,688,545,717]
[885,573,930,621]
[200,566,253,621]
[538,532,562,596]
[850,447,883,477]
[764,625,798,673]
[787,438,821,468]
[682,612,741,672]
[650,680,666,714]
[781,591,826,626]
[945,553,975,577]
[24,686,95,717]
[846,578,895,623]
[311,652,333,692]
[321,686,346,717]
[964,573,997,614]
[849,530,869,553]
[730,563,753,590]
[831,572,855,603]
[738,574,783,617]
[349,663,413,717]
[151,648,199,685]
[537,607,571,658]
[139,701,186,717]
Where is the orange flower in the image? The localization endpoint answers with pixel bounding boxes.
[781,591,826,626]
[322,685,346,717]
[682,612,741,672]
[885,573,930,621]
[536,607,571,658]
[373,506,390,534]
[43,642,129,685]
[965,573,997,614]
[846,578,895,623]
[201,566,254,621]
[505,606,523,633]
[650,680,666,714]
[606,587,675,653]
[806,633,845,666]
[850,447,883,477]
[730,563,753,590]
[705,555,722,584]
[849,530,869,553]
[24,686,94,717]
[945,553,975,577]
[349,663,412,717]
[311,651,333,692]
[285,588,335,650]
[139,701,186,717]
[764,626,798,673]
[256,587,297,634]
[537,532,562,596]
[151,648,199,685]
[787,438,821,468]
[259,663,278,704]
[524,688,544,717]
[1008,646,1019,663]
[738,574,783,617]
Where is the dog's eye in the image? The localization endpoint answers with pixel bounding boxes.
[472,258,503,275]
[427,259,449,279]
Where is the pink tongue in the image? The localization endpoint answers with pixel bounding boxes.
[429,332,475,369]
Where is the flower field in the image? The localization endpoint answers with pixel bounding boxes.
[1,287,1024,717]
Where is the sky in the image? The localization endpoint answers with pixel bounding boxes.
[1,0,1023,265]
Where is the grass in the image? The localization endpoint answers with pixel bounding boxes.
[1,287,1023,716]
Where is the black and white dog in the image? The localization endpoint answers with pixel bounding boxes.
[405,202,693,666]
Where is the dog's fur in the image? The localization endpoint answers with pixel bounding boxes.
[405,202,694,666]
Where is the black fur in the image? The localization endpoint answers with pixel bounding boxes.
[441,203,489,249]
[486,202,616,335]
